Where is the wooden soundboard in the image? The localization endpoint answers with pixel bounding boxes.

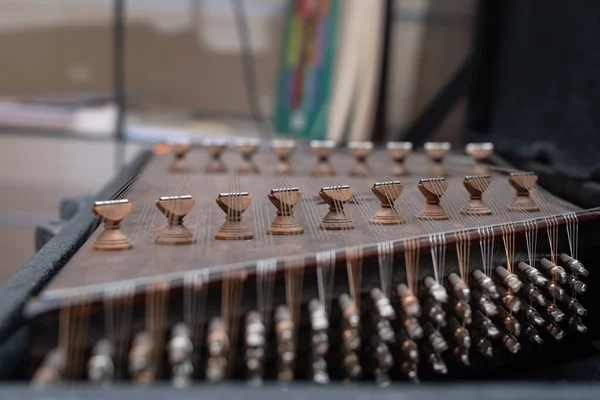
[33,147,588,302]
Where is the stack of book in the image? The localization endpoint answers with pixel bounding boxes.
[273,0,390,143]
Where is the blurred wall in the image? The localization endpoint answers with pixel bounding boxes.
[0,0,475,136]
[389,0,475,142]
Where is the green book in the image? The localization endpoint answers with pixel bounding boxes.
[273,0,340,139]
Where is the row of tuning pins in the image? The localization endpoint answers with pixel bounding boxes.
[125,304,334,386]
[90,170,539,250]
[340,255,588,384]
[79,294,390,386]
[29,284,452,386]
[47,253,586,387]
[168,139,494,177]
[470,255,589,350]
[366,256,589,384]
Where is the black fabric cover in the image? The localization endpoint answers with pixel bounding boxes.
[468,0,600,180]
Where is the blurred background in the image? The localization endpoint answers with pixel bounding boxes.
[0,0,488,281]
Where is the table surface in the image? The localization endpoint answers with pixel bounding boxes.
[0,134,143,284]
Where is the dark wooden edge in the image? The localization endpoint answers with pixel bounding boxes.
[25,207,600,319]
[0,149,154,344]
[1,382,600,399]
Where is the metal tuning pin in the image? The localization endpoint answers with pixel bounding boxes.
[348,141,374,177]
[522,323,544,345]
[473,289,498,317]
[474,310,501,339]
[495,266,523,293]
[428,354,448,375]
[92,199,133,251]
[472,269,500,299]
[267,188,303,235]
[203,138,228,173]
[129,332,155,383]
[546,321,566,341]
[461,175,492,215]
[387,141,413,176]
[398,330,420,363]
[559,253,589,277]
[496,306,521,337]
[205,357,227,384]
[517,262,548,286]
[425,298,447,327]
[507,172,539,212]
[275,305,295,380]
[206,317,229,383]
[449,273,471,302]
[424,276,449,303]
[417,178,449,220]
[308,302,330,384]
[319,185,355,230]
[372,313,396,344]
[371,335,394,386]
[396,283,422,317]
[342,353,362,381]
[339,294,360,330]
[424,344,448,375]
[497,285,522,313]
[424,322,448,353]
[454,346,470,366]
[502,334,521,354]
[235,138,260,174]
[245,311,266,385]
[522,305,546,327]
[155,195,196,245]
[370,290,396,344]
[339,294,361,381]
[404,316,424,340]
[522,283,547,306]
[371,181,405,225]
[169,142,192,173]
[168,323,194,388]
[465,142,494,174]
[563,293,587,316]
[424,142,451,177]
[308,300,330,356]
[568,316,588,334]
[472,333,494,359]
[215,192,253,240]
[370,288,396,320]
[539,258,568,284]
[546,303,565,323]
[271,139,296,175]
[32,348,64,386]
[542,280,566,301]
[310,356,330,384]
[454,300,473,324]
[373,368,391,388]
[373,361,392,387]
[310,140,336,176]
[449,317,471,350]
[567,273,587,295]
[400,361,420,383]
[88,339,115,384]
